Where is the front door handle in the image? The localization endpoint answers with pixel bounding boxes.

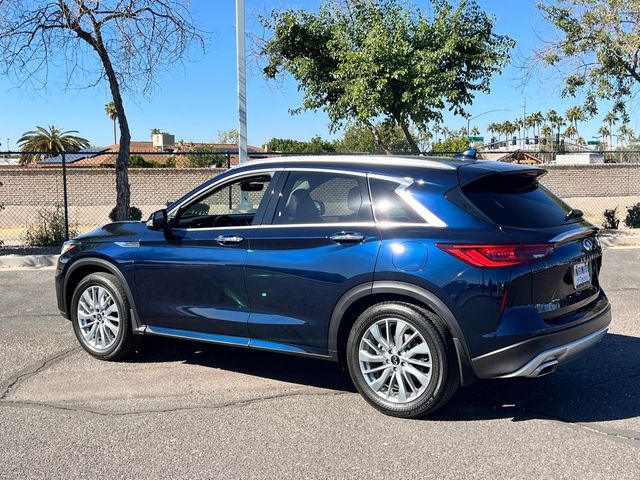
[215,234,245,246]
[329,232,365,245]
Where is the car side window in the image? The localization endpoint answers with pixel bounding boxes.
[175,174,274,229]
[272,172,372,225]
[369,178,424,223]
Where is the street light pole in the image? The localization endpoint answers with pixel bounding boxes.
[466,109,511,141]
[236,0,248,165]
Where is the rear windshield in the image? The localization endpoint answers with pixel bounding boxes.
[463,173,576,228]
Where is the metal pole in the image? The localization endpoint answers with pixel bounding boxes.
[236,0,248,165]
[61,152,70,241]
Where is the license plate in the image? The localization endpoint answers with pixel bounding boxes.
[573,262,591,289]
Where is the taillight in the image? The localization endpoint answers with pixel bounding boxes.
[436,243,555,267]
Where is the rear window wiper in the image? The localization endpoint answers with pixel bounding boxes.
[564,209,584,221]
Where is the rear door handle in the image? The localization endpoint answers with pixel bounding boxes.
[215,234,245,246]
[329,232,366,245]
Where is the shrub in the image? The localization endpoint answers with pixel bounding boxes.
[164,156,176,168]
[109,206,143,222]
[129,154,159,168]
[187,146,226,168]
[25,204,77,247]
[625,203,640,228]
[602,207,620,229]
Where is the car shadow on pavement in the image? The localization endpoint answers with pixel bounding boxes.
[128,333,640,423]
[434,333,640,423]
[130,336,356,393]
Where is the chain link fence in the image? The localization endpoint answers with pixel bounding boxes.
[1,150,639,248]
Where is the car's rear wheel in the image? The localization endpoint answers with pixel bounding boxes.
[71,272,139,360]
[346,302,459,418]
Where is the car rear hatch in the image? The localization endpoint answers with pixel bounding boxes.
[457,162,606,325]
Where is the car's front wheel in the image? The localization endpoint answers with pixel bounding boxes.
[346,302,459,418]
[71,272,139,360]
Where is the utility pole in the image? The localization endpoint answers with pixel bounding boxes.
[236,0,248,165]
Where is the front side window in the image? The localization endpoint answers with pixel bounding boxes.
[175,174,273,229]
[273,172,372,225]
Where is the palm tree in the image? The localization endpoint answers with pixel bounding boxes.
[618,124,634,147]
[487,122,499,144]
[104,101,118,145]
[603,111,619,147]
[471,126,480,137]
[529,111,544,139]
[563,124,578,142]
[502,121,517,146]
[18,126,90,165]
[541,124,553,142]
[546,110,564,138]
[513,117,522,143]
[598,126,610,148]
[565,106,584,140]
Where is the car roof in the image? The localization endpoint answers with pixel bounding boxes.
[229,155,471,174]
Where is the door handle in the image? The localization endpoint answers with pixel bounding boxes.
[215,234,245,246]
[329,232,366,245]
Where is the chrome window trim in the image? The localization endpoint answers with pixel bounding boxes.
[168,167,281,217]
[169,221,449,232]
[169,165,446,232]
[549,227,598,244]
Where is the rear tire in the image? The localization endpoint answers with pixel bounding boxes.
[346,302,459,418]
[71,272,140,360]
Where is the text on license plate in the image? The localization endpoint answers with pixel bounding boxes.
[573,262,590,289]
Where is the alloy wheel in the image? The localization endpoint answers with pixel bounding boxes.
[358,318,433,404]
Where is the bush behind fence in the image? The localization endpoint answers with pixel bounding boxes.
[1,151,639,247]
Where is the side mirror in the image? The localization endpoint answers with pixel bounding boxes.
[148,209,168,231]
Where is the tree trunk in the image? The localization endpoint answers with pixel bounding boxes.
[91,36,131,221]
[364,120,391,154]
[113,119,116,145]
[70,19,131,221]
[398,120,420,154]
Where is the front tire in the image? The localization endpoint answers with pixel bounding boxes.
[346,302,459,418]
[71,272,139,360]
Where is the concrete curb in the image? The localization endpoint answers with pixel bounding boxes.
[0,254,59,269]
[599,235,640,247]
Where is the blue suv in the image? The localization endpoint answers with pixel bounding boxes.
[55,156,611,418]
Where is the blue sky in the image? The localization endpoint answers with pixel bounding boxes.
[0,0,632,150]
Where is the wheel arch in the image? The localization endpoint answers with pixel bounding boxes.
[328,281,477,386]
[64,257,144,332]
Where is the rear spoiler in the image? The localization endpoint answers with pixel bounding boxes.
[457,162,547,187]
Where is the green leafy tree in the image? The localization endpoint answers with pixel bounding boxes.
[104,101,118,145]
[0,1,204,220]
[337,123,413,153]
[260,0,514,154]
[431,135,470,153]
[534,1,640,119]
[18,126,90,165]
[217,129,240,145]
[266,136,337,153]
[187,146,227,168]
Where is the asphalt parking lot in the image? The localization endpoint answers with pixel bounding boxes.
[0,248,638,479]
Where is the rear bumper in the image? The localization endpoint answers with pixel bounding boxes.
[472,301,611,379]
